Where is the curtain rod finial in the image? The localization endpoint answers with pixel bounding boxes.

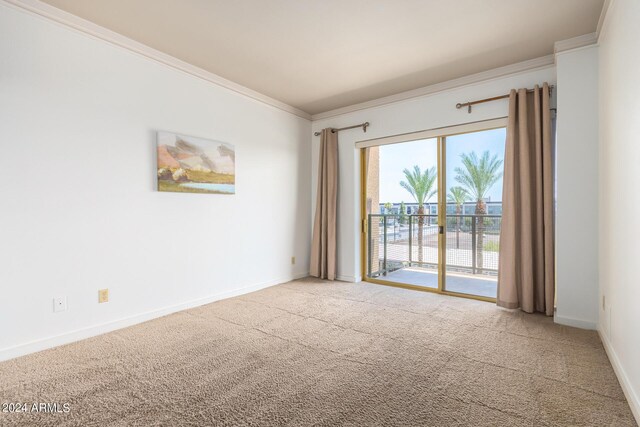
[455,103,472,113]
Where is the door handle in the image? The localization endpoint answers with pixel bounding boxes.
[438,225,444,234]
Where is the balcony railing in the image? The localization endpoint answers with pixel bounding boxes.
[367,214,502,278]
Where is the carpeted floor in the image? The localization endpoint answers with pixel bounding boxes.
[0,278,636,426]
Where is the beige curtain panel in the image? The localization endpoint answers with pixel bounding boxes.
[497,83,555,316]
[310,129,338,280]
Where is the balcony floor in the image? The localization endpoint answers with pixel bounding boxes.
[381,267,497,298]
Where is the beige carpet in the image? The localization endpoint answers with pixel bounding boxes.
[0,278,636,426]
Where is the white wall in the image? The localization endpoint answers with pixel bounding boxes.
[311,66,557,283]
[598,0,640,420]
[554,46,600,329]
[0,4,311,361]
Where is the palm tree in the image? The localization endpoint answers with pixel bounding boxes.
[447,186,469,249]
[400,165,437,263]
[454,151,503,270]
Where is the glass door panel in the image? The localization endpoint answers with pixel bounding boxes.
[364,138,439,289]
[443,128,506,298]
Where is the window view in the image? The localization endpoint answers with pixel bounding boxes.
[364,127,506,299]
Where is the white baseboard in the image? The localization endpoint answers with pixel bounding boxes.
[554,314,597,330]
[598,329,640,424]
[0,272,309,362]
[336,274,361,283]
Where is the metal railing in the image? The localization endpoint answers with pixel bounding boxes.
[367,214,502,278]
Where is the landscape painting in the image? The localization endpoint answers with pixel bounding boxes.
[157,131,235,194]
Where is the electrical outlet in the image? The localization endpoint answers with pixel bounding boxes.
[98,289,109,304]
[53,296,67,313]
[602,295,606,311]
[291,256,296,265]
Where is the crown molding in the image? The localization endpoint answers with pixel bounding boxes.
[554,32,599,55]
[596,0,616,42]
[1,0,312,120]
[311,55,555,121]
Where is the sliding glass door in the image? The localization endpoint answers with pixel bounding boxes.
[364,138,440,290]
[361,122,506,301]
[442,128,505,299]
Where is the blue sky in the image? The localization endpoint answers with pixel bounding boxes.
[379,128,506,204]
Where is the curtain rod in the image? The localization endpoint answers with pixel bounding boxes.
[314,122,369,136]
[456,85,554,113]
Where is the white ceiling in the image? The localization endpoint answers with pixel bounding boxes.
[41,0,605,115]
